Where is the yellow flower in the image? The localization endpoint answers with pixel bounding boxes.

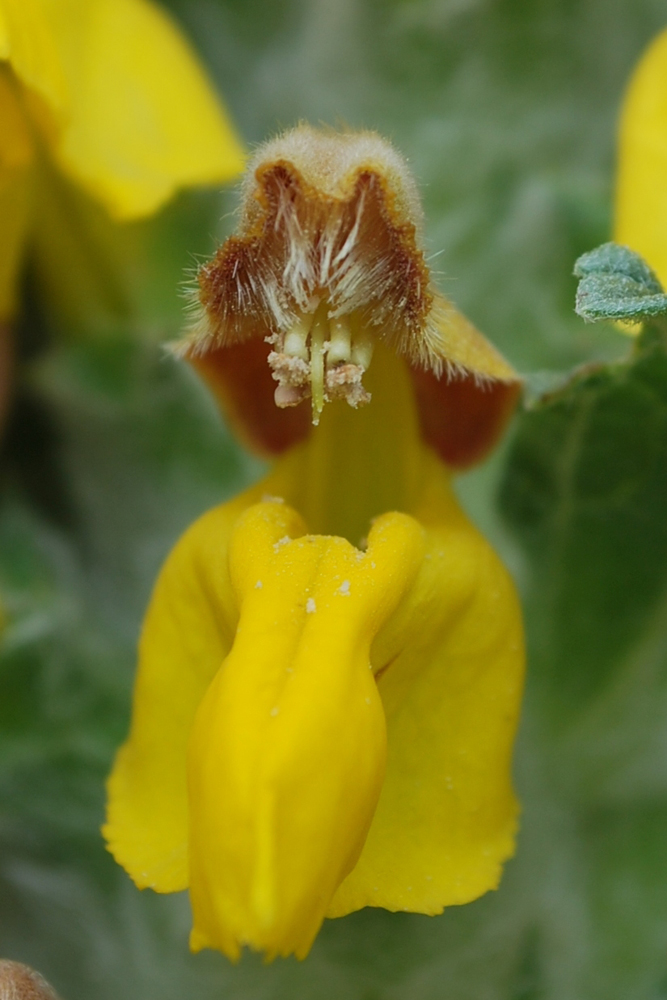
[0,0,245,320]
[104,126,525,961]
[615,27,667,290]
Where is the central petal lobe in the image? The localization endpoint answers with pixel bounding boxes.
[186,502,423,959]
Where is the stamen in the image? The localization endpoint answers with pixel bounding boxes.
[284,315,313,360]
[275,383,307,407]
[268,306,374,418]
[351,327,374,370]
[327,317,352,367]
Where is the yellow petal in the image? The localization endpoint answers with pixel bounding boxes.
[103,496,249,893]
[615,27,667,288]
[427,291,518,383]
[328,450,524,916]
[105,493,424,959]
[0,0,67,117]
[188,502,423,960]
[37,0,245,219]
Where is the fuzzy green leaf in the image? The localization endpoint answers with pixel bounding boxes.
[574,243,667,322]
[499,323,667,998]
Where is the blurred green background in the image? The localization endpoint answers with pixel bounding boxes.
[2,1,667,998]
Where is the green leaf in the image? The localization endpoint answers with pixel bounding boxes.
[574,243,667,322]
[499,323,667,998]
[502,327,667,716]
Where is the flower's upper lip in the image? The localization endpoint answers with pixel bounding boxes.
[242,125,425,233]
[171,125,522,467]
[188,154,432,356]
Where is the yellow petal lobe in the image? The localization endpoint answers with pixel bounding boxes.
[0,0,67,117]
[38,0,245,218]
[328,451,524,916]
[0,7,7,56]
[103,497,248,893]
[187,501,424,960]
[615,27,667,288]
[428,291,518,383]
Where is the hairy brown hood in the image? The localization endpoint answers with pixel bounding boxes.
[178,125,521,467]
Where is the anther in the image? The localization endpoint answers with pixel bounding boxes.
[284,315,313,360]
[351,327,374,370]
[327,316,352,367]
[268,306,373,419]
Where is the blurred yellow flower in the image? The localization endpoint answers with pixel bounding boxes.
[104,127,525,961]
[0,0,245,320]
[615,27,667,290]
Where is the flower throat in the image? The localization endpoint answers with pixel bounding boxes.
[269,342,426,545]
